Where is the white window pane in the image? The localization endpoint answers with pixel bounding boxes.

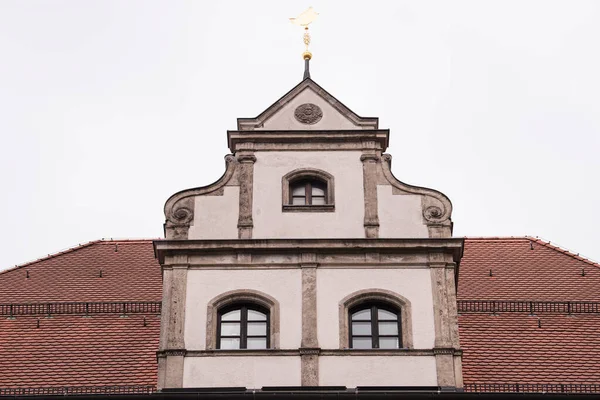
[220,322,240,336]
[247,310,267,321]
[220,338,240,349]
[352,322,372,335]
[221,310,240,321]
[292,185,305,196]
[379,337,399,349]
[352,338,372,349]
[352,309,371,321]
[292,197,306,205]
[312,196,325,205]
[312,186,325,196]
[247,322,267,336]
[247,338,267,349]
[378,309,398,320]
[378,322,398,335]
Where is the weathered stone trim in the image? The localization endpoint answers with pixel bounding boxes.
[300,352,319,386]
[429,252,462,387]
[158,265,188,392]
[162,354,185,389]
[301,265,318,348]
[237,152,256,239]
[157,356,167,389]
[429,253,454,348]
[228,130,389,153]
[182,348,448,357]
[164,155,237,240]
[380,154,453,238]
[205,289,280,350]
[320,349,438,356]
[157,349,187,357]
[435,353,456,387]
[361,153,380,238]
[338,289,413,350]
[155,238,464,262]
[159,267,188,351]
[183,264,434,271]
[282,205,335,213]
[282,168,335,209]
[453,354,464,388]
[186,349,298,357]
[236,79,379,131]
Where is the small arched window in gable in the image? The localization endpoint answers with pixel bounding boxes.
[282,168,334,212]
[290,178,327,205]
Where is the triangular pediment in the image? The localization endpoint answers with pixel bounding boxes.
[237,78,378,131]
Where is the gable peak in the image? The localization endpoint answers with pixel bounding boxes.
[236,78,378,131]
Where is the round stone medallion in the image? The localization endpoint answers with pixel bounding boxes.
[294,103,323,125]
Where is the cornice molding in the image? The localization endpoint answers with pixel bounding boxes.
[227,130,389,153]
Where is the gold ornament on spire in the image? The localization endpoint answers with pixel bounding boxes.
[290,7,319,60]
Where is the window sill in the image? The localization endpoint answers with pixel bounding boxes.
[282,204,335,213]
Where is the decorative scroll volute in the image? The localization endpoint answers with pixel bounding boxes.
[380,153,453,237]
[163,155,238,240]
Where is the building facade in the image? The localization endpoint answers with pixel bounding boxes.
[155,77,464,389]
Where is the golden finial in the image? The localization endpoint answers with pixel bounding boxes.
[290,7,319,60]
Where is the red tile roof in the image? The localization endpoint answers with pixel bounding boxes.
[458,237,600,390]
[0,314,160,389]
[0,240,162,391]
[0,240,162,303]
[458,237,600,301]
[1,236,600,392]
[459,313,600,385]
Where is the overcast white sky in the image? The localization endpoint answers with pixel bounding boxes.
[1,1,599,271]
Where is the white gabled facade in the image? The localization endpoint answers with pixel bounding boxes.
[155,77,463,391]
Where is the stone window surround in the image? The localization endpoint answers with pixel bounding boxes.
[339,288,414,350]
[206,289,280,350]
[282,168,335,213]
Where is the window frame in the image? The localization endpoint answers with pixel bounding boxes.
[206,289,280,350]
[339,289,413,350]
[289,178,327,206]
[217,304,270,350]
[348,303,402,349]
[282,168,335,212]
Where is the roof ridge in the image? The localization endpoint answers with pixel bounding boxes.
[464,236,529,241]
[527,236,600,269]
[0,238,158,276]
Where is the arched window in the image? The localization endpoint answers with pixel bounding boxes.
[282,168,335,212]
[349,303,402,349]
[339,289,413,350]
[206,289,280,350]
[218,304,269,349]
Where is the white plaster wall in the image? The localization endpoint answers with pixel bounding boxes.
[183,356,301,388]
[316,268,436,349]
[258,87,367,131]
[319,356,437,387]
[188,186,239,239]
[253,151,365,239]
[377,185,429,238]
[185,269,302,350]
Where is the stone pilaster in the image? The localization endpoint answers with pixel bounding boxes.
[300,253,319,386]
[429,252,462,388]
[237,152,256,239]
[157,259,188,389]
[360,152,380,238]
[300,348,319,386]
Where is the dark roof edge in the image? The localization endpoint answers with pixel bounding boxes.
[0,239,156,276]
